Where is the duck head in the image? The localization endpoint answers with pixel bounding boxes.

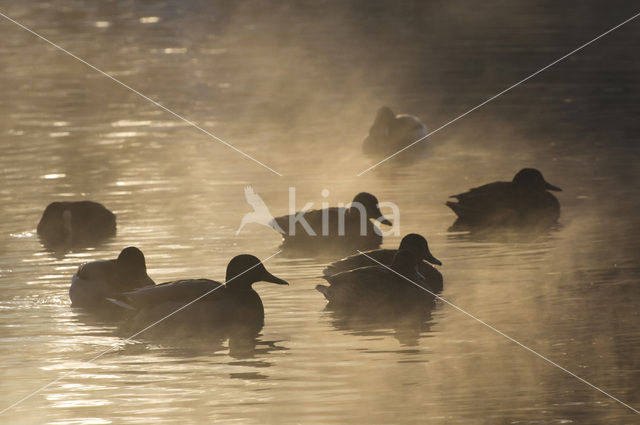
[513,168,562,192]
[225,254,289,289]
[116,246,148,279]
[374,106,395,127]
[399,233,442,266]
[349,192,392,226]
[391,249,424,281]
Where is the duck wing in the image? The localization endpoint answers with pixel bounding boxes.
[272,207,343,237]
[122,279,224,310]
[323,249,395,276]
[447,181,515,217]
[70,260,119,307]
[75,259,117,281]
[322,266,396,303]
[393,115,426,135]
[450,181,512,203]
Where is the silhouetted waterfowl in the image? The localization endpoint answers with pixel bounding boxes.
[316,250,433,312]
[37,201,116,247]
[271,192,392,253]
[112,255,288,335]
[363,106,428,156]
[322,233,443,292]
[70,247,154,310]
[446,168,562,231]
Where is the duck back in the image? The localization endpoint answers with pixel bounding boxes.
[121,280,265,335]
[273,207,383,253]
[323,249,443,292]
[320,265,431,311]
[447,181,560,230]
[38,201,116,246]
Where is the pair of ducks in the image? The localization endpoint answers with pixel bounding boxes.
[70,233,443,332]
[71,250,287,333]
[269,168,561,252]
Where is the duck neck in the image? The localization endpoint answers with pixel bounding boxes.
[225,279,255,292]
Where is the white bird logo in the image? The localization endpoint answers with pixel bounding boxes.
[236,186,284,235]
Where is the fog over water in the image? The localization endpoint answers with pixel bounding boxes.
[0,1,639,424]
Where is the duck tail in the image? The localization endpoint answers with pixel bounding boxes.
[106,297,136,311]
[315,285,330,300]
[445,201,465,218]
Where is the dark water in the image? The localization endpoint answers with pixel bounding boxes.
[1,1,639,424]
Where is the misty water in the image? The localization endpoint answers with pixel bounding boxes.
[1,1,639,424]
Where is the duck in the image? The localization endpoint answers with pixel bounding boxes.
[37,201,116,247]
[322,233,443,292]
[110,254,288,335]
[363,106,428,156]
[316,250,433,312]
[70,247,155,310]
[270,192,392,253]
[446,168,562,231]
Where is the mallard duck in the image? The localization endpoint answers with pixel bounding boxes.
[37,201,116,247]
[316,250,433,311]
[446,168,561,231]
[363,106,428,156]
[111,254,288,334]
[270,192,392,253]
[70,247,154,309]
[322,233,443,292]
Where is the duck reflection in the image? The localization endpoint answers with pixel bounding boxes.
[446,224,561,244]
[323,301,435,346]
[120,325,286,361]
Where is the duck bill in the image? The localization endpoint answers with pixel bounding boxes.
[377,216,393,226]
[544,182,562,191]
[263,272,289,286]
[424,251,442,266]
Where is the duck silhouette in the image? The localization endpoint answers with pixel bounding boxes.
[236,186,283,235]
[70,247,155,310]
[446,168,562,231]
[110,254,288,335]
[316,250,433,312]
[363,106,428,156]
[322,233,443,292]
[270,192,392,254]
[37,201,116,247]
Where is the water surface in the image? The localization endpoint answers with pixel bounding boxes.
[1,1,639,424]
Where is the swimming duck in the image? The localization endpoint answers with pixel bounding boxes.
[363,106,428,156]
[316,250,433,311]
[37,201,116,247]
[446,168,562,231]
[322,233,443,292]
[111,254,288,334]
[70,247,155,309]
[270,192,392,253]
